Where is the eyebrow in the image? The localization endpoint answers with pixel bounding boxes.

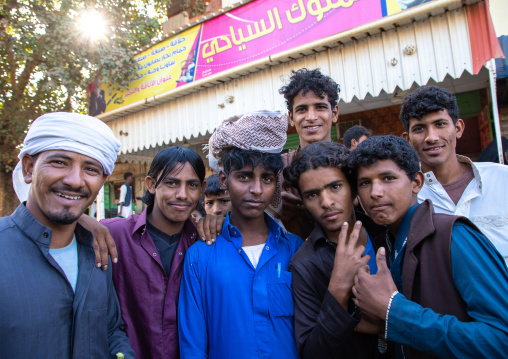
[358,171,398,181]
[45,154,103,169]
[295,101,330,109]
[302,179,343,196]
[163,177,200,183]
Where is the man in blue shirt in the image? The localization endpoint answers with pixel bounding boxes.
[178,145,303,359]
[348,135,508,358]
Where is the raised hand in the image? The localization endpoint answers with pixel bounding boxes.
[197,214,225,245]
[328,221,370,309]
[352,247,398,320]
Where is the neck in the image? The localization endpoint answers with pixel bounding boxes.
[147,210,185,236]
[49,223,77,249]
[229,211,269,247]
[421,155,467,185]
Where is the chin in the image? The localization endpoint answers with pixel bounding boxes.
[47,211,81,225]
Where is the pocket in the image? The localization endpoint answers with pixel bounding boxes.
[268,270,294,317]
[89,308,108,358]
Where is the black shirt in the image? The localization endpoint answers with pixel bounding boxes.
[289,211,390,359]
[146,220,181,276]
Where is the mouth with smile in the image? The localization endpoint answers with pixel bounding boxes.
[322,210,342,221]
[423,144,445,155]
[169,202,191,210]
[303,124,322,132]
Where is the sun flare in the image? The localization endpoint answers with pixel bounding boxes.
[77,10,108,41]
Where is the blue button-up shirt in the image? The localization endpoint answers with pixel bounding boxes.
[387,205,508,358]
[178,213,303,359]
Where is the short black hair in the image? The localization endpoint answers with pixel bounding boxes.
[124,172,133,180]
[140,146,206,206]
[194,200,207,217]
[221,147,283,176]
[399,86,459,132]
[279,68,340,113]
[347,136,420,192]
[203,174,226,197]
[283,142,351,195]
[343,125,371,149]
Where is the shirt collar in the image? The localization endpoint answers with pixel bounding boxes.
[393,203,419,253]
[423,155,482,194]
[221,212,283,243]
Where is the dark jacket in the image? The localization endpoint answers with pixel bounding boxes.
[289,211,390,359]
[402,200,475,359]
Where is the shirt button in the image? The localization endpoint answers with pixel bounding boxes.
[265,246,269,250]
[191,233,196,239]
[43,232,49,238]
[427,174,431,177]
[238,249,241,253]
[179,252,183,256]
[153,253,157,257]
[429,179,433,182]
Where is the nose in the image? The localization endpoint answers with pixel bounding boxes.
[425,126,439,143]
[62,164,85,189]
[370,179,383,199]
[212,202,222,215]
[307,107,318,120]
[320,190,334,209]
[249,177,263,196]
[175,184,188,201]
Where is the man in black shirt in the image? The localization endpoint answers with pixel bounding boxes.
[283,141,389,359]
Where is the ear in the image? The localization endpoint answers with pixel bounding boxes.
[101,175,108,187]
[351,138,358,147]
[145,176,157,195]
[402,132,409,141]
[288,110,295,127]
[412,171,424,195]
[455,119,465,140]
[200,180,206,194]
[332,105,339,124]
[218,170,228,191]
[22,155,36,184]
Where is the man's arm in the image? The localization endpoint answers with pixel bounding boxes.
[386,223,508,358]
[354,224,508,358]
[105,259,136,359]
[178,248,208,359]
[291,222,372,358]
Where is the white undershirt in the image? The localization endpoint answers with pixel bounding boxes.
[242,243,265,269]
[49,235,79,292]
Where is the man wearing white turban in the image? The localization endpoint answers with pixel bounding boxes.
[0,112,134,358]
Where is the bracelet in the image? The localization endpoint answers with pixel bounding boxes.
[384,290,399,340]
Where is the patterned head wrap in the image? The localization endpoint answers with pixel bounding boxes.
[207,110,288,215]
[13,112,121,202]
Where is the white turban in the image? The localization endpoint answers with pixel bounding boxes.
[13,112,121,202]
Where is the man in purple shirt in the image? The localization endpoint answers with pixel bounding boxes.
[100,146,206,359]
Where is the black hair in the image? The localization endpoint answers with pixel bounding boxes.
[194,200,207,217]
[279,68,340,113]
[283,142,352,195]
[204,174,226,197]
[140,146,205,206]
[347,135,420,191]
[343,125,371,149]
[399,86,459,132]
[123,172,133,180]
[221,147,283,176]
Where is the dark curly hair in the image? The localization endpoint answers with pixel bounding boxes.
[399,86,459,132]
[343,125,371,149]
[279,68,340,113]
[347,135,420,191]
[283,142,352,195]
[204,174,226,197]
[221,147,283,176]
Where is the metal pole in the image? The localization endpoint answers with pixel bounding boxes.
[96,186,105,221]
[488,58,504,164]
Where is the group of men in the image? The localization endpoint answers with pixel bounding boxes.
[1,68,507,359]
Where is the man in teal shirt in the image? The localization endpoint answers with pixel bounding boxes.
[349,135,508,358]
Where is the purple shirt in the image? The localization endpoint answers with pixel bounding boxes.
[102,207,198,359]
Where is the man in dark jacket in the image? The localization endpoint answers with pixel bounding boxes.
[283,141,389,358]
[349,135,508,359]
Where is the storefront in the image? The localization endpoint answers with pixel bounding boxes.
[95,0,504,216]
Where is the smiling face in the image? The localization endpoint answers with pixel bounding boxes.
[403,109,464,173]
[147,162,204,230]
[298,166,354,240]
[356,159,423,234]
[23,150,106,228]
[289,90,339,148]
[204,192,232,216]
[219,163,276,222]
